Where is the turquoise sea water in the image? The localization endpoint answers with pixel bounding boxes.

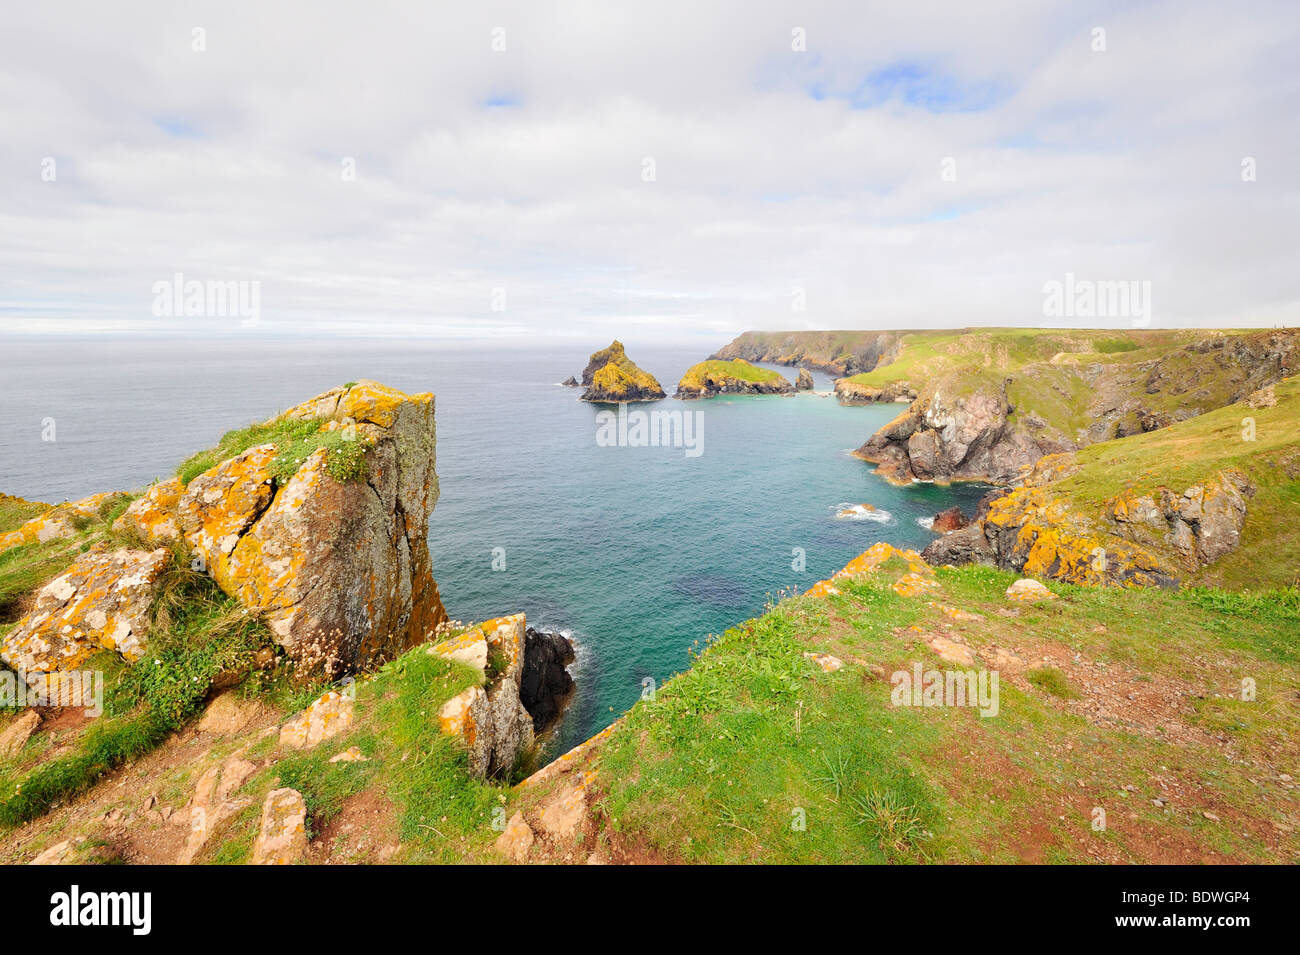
[0,337,989,753]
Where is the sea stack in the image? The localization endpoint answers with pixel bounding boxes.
[675,359,794,399]
[578,340,666,402]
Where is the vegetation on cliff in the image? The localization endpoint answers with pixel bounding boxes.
[578,340,666,402]
[676,359,794,399]
[851,328,1298,484]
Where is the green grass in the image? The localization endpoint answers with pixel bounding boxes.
[594,561,1300,863]
[0,557,289,829]
[1026,667,1080,699]
[679,359,790,389]
[176,416,369,486]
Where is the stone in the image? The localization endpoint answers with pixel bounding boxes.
[495,811,534,862]
[430,629,489,671]
[802,651,844,673]
[795,368,814,391]
[329,745,369,763]
[1005,578,1057,602]
[29,840,72,865]
[178,757,257,864]
[0,492,125,556]
[279,689,354,750]
[539,773,594,839]
[250,788,308,865]
[0,710,41,758]
[1,547,170,682]
[930,506,970,534]
[197,691,261,736]
[927,636,975,666]
[178,445,278,590]
[113,477,184,543]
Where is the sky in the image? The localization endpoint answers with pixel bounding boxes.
[1,0,1297,344]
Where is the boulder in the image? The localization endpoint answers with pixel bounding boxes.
[495,811,534,862]
[113,478,184,543]
[930,506,970,533]
[249,788,308,865]
[795,368,814,390]
[1005,578,1056,602]
[279,689,354,750]
[1,547,170,684]
[520,627,575,732]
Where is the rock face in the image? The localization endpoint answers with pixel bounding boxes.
[711,330,903,376]
[855,329,1299,485]
[561,376,579,387]
[176,381,447,676]
[855,379,1067,484]
[795,368,814,391]
[113,478,183,543]
[833,378,916,405]
[520,627,575,732]
[578,341,666,402]
[921,465,1254,589]
[434,614,535,779]
[1,547,171,684]
[675,359,794,399]
[930,506,970,534]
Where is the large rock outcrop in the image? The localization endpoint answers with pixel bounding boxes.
[578,341,666,402]
[128,381,449,676]
[833,378,916,405]
[856,378,1066,484]
[675,359,794,399]
[921,462,1254,589]
[433,614,536,778]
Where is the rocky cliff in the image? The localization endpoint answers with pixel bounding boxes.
[675,359,794,399]
[855,329,1300,485]
[578,340,666,402]
[711,330,903,376]
[2,380,449,686]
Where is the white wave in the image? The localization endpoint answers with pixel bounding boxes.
[834,503,892,523]
[917,516,935,530]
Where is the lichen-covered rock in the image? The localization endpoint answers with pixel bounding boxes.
[249,788,308,865]
[178,381,447,675]
[1,547,170,682]
[178,445,277,590]
[805,542,930,597]
[1105,469,1253,567]
[113,477,183,544]
[435,614,535,778]
[578,341,666,402]
[0,492,125,556]
[279,689,354,750]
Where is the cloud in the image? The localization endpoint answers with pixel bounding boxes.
[1,0,1297,342]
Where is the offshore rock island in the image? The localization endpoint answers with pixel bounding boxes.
[576,340,666,402]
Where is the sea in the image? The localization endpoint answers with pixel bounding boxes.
[0,336,990,754]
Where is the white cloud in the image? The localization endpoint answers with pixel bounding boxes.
[1,0,1297,342]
